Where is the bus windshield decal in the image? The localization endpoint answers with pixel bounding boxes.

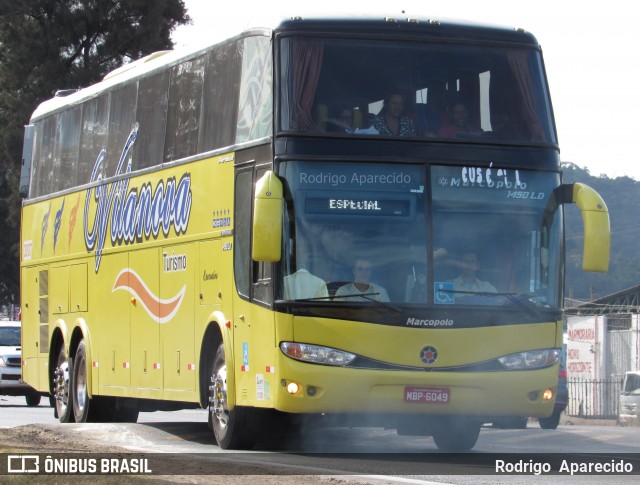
[433,165,553,206]
[306,196,412,217]
[83,125,193,272]
[329,199,381,211]
[299,170,416,188]
[461,165,523,189]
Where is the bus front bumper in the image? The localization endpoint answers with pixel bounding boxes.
[274,358,557,418]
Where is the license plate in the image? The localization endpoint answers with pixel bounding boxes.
[404,386,450,404]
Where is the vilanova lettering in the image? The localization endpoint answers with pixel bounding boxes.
[84,125,192,272]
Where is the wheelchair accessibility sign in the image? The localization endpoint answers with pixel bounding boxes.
[434,282,455,304]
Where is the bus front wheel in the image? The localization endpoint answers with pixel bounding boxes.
[538,410,561,429]
[432,419,481,451]
[208,343,255,449]
[53,345,74,423]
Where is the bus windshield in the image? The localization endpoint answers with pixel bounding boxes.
[280,37,555,145]
[277,162,562,313]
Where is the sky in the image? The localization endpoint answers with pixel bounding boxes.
[173,0,640,180]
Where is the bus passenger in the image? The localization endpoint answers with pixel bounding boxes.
[283,240,329,300]
[326,106,356,133]
[283,268,329,300]
[438,102,482,138]
[335,258,390,302]
[452,251,497,294]
[372,93,416,136]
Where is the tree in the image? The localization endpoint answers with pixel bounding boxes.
[562,162,640,301]
[0,0,190,305]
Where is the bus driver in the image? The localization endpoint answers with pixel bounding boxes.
[335,258,390,302]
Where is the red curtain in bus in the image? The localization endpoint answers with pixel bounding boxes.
[290,41,324,132]
[507,51,545,142]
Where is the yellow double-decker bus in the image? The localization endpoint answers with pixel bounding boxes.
[19,16,610,451]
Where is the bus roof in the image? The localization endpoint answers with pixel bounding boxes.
[30,15,539,122]
[274,14,538,44]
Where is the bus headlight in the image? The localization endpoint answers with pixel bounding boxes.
[280,342,356,366]
[498,349,559,370]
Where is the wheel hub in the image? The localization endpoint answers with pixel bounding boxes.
[209,364,228,427]
[54,361,70,405]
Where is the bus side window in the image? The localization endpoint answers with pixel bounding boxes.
[234,166,274,304]
[106,83,137,177]
[252,167,273,305]
[78,94,109,186]
[136,70,169,169]
[164,56,206,161]
[234,170,252,298]
[58,107,81,191]
[252,260,272,305]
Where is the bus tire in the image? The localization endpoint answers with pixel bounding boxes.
[111,405,139,423]
[72,340,97,423]
[53,345,74,423]
[539,410,561,429]
[432,419,481,451]
[208,343,254,449]
[25,392,41,407]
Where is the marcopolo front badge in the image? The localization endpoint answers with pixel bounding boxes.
[420,346,438,365]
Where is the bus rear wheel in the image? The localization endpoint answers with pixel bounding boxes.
[53,345,74,423]
[72,339,98,423]
[208,343,255,449]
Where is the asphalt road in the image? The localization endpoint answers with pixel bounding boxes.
[2,395,640,484]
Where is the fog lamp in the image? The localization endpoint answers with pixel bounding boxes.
[286,381,300,395]
[543,389,554,401]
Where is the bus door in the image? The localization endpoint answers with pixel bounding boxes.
[232,166,277,407]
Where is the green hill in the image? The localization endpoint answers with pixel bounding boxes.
[561,163,640,302]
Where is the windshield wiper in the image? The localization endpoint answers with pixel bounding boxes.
[331,292,403,312]
[448,289,544,318]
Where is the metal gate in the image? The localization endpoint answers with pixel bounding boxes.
[567,378,623,418]
[606,316,634,378]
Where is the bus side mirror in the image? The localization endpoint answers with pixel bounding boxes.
[252,171,283,262]
[570,183,610,273]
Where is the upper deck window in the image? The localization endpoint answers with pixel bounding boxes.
[280,37,556,145]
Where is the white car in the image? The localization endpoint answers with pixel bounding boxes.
[0,320,42,406]
[619,371,640,426]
